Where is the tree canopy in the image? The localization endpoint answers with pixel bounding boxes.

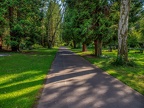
[0,0,144,62]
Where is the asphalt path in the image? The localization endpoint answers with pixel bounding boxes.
[37,47,144,108]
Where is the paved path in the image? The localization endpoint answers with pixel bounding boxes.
[37,47,144,108]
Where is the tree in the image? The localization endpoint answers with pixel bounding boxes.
[117,0,130,61]
[2,0,44,51]
[138,18,144,47]
[45,0,62,48]
[87,0,110,56]
[0,1,7,50]
[63,0,111,54]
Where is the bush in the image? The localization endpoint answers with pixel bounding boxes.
[32,44,43,49]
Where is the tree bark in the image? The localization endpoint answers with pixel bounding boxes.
[82,43,87,52]
[48,40,52,49]
[41,35,44,47]
[73,40,76,48]
[99,39,102,55]
[109,45,112,52]
[0,37,2,50]
[8,6,19,51]
[118,0,130,61]
[94,39,102,57]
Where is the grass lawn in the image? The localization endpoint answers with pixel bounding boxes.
[0,48,58,108]
[71,48,144,95]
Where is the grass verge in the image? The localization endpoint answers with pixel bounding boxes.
[0,48,58,108]
[71,48,144,95]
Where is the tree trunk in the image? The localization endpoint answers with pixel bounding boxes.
[48,40,52,49]
[118,0,130,61]
[99,39,102,55]
[11,37,20,51]
[73,40,76,48]
[82,43,87,52]
[41,35,44,47]
[8,6,19,51]
[109,45,112,52]
[0,37,2,50]
[8,6,14,32]
[11,46,19,51]
[94,39,102,57]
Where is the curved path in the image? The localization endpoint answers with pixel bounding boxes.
[37,47,144,108]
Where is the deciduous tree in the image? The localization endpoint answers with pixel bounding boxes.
[117,0,130,61]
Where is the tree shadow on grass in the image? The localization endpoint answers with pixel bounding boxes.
[0,48,57,108]
[0,68,48,108]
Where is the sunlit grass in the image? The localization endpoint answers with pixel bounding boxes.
[0,48,58,108]
[72,48,144,95]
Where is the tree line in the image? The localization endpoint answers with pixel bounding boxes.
[0,0,63,51]
[0,0,144,63]
[62,0,144,62]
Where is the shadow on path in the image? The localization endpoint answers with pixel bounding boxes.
[37,47,144,108]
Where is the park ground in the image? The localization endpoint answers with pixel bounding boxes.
[0,48,58,108]
[0,47,144,108]
[71,48,144,95]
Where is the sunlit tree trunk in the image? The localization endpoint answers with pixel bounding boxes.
[118,0,130,61]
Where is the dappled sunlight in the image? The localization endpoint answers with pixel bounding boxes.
[40,67,144,107]
[46,68,96,85]
[81,49,144,95]
[0,70,44,89]
[0,85,40,100]
[38,47,144,108]
[0,74,20,85]
[0,48,58,108]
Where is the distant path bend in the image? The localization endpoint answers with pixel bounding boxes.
[37,47,144,108]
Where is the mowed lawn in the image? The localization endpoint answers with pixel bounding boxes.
[0,48,58,108]
[72,48,144,95]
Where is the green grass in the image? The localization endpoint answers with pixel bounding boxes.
[71,48,144,95]
[0,48,58,108]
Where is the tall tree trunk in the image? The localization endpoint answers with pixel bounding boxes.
[46,21,52,49]
[41,35,44,47]
[8,7,14,33]
[9,6,15,51]
[118,0,130,61]
[73,40,76,48]
[109,45,112,52]
[0,37,2,50]
[8,6,19,51]
[47,40,52,49]
[94,39,102,57]
[99,39,102,55]
[82,43,87,52]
